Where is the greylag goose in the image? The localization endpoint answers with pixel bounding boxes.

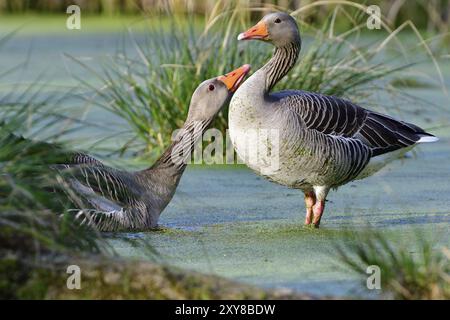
[229,12,437,228]
[57,64,250,231]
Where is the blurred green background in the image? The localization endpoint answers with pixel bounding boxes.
[0,0,449,33]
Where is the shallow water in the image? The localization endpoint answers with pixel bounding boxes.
[1,23,449,298]
[108,136,449,297]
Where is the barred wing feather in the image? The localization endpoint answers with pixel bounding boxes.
[280,91,437,156]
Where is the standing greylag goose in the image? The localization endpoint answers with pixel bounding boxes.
[229,12,437,228]
[55,65,250,231]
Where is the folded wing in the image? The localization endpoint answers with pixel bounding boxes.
[280,91,437,156]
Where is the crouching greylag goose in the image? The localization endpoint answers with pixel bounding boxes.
[229,12,437,228]
[57,65,250,231]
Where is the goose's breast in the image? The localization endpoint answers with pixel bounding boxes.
[229,90,266,167]
[229,107,313,186]
[231,113,371,188]
[228,93,311,186]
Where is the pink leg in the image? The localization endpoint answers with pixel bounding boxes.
[312,200,325,228]
[304,191,316,225]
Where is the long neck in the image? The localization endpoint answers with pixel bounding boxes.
[145,118,211,178]
[262,41,300,92]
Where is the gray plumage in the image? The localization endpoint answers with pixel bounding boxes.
[57,120,211,232]
[57,71,247,232]
[230,12,437,227]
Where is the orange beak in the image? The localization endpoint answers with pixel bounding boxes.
[237,21,269,41]
[217,64,251,92]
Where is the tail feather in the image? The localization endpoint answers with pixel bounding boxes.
[358,112,438,157]
[417,135,439,143]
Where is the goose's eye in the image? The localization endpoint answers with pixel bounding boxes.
[274,18,281,24]
[208,84,215,91]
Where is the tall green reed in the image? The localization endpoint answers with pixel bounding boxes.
[337,229,449,299]
[0,31,110,277]
[74,1,445,159]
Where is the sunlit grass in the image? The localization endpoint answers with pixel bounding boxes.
[0,31,162,298]
[71,0,447,159]
[0,31,107,260]
[337,229,449,299]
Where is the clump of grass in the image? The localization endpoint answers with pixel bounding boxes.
[337,230,449,299]
[71,1,265,157]
[73,1,444,159]
[0,30,110,298]
[0,111,288,300]
[0,81,161,299]
[0,104,106,298]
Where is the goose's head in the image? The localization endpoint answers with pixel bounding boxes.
[237,12,300,48]
[186,64,251,122]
